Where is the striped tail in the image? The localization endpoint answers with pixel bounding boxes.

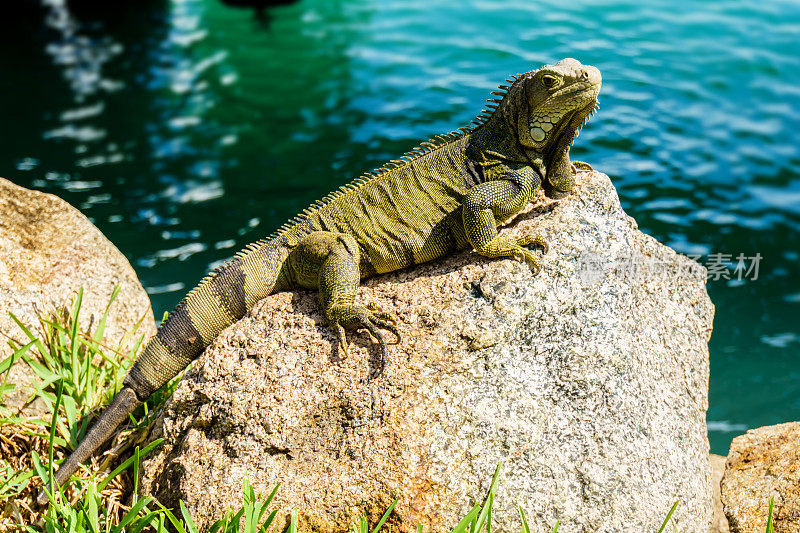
[38,387,140,504]
[39,239,290,504]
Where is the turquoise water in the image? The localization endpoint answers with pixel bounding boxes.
[1,0,799,455]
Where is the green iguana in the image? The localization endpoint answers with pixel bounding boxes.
[41,58,600,502]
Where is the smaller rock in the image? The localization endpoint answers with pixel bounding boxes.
[0,177,156,417]
[721,422,800,532]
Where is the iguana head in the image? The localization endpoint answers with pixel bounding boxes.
[501,58,601,198]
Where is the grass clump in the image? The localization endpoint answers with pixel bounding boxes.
[0,287,163,527]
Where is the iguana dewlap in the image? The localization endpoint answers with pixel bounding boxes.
[41,58,600,502]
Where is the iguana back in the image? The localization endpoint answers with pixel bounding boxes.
[291,134,473,274]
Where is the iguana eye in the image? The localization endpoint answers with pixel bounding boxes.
[541,74,559,89]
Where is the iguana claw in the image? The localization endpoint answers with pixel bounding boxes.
[366,302,399,326]
[330,303,400,378]
[515,249,543,276]
[517,234,548,275]
[474,233,548,275]
[519,234,549,255]
[335,323,349,357]
[571,160,593,173]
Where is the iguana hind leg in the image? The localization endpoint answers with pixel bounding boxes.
[288,231,399,378]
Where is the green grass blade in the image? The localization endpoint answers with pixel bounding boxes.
[766,497,775,533]
[247,477,256,502]
[127,510,165,533]
[133,446,141,505]
[8,312,47,352]
[48,380,64,502]
[473,463,502,533]
[94,286,120,347]
[262,482,281,507]
[112,496,154,532]
[227,507,246,533]
[155,500,188,533]
[550,520,559,533]
[0,340,35,377]
[19,353,57,385]
[487,497,492,533]
[207,516,227,533]
[259,510,278,533]
[83,482,100,533]
[371,499,398,533]
[180,500,201,533]
[658,501,679,533]
[449,504,481,533]
[69,289,83,392]
[0,465,35,499]
[254,501,271,529]
[244,493,256,531]
[473,492,493,533]
[30,451,51,502]
[97,439,163,492]
[518,506,529,533]
[288,509,299,533]
[62,394,77,445]
[487,463,502,496]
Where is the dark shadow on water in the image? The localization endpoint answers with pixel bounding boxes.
[218,0,300,30]
[0,2,52,46]
[64,0,169,26]
[219,0,298,7]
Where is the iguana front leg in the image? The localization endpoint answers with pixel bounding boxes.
[287,231,399,378]
[462,166,548,273]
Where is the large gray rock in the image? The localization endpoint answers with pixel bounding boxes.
[141,170,713,532]
[710,454,730,533]
[0,177,156,416]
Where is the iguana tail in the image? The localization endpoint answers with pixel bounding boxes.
[38,240,291,504]
[39,386,140,504]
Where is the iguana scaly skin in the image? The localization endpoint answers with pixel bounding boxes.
[42,58,600,501]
